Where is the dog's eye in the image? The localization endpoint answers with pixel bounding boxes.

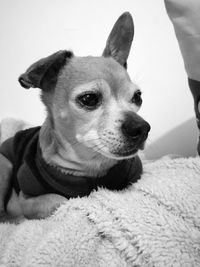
[131,90,142,106]
[76,92,102,110]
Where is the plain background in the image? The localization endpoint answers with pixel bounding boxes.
[0,0,198,158]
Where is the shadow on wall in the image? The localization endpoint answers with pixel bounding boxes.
[145,117,198,160]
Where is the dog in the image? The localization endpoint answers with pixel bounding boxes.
[0,12,150,220]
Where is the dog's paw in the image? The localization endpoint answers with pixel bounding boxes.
[19,191,67,219]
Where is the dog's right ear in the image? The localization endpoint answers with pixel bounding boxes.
[102,12,134,68]
[18,50,73,91]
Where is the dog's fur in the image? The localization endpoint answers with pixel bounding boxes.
[0,12,150,219]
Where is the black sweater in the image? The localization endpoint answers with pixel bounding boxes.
[0,127,142,200]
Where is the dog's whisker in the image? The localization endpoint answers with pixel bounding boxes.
[83,137,103,142]
[87,143,105,152]
[70,137,103,148]
[90,144,109,157]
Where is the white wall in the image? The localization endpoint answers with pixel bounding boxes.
[0,0,197,157]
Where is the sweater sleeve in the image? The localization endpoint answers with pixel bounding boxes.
[0,137,15,164]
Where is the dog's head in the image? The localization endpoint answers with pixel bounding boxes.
[19,12,150,161]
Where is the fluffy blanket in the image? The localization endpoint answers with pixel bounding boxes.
[0,118,200,267]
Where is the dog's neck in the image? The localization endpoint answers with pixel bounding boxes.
[39,117,117,178]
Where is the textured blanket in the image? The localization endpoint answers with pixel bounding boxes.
[0,118,200,267]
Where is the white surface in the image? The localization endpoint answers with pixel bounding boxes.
[0,0,195,152]
[145,117,198,159]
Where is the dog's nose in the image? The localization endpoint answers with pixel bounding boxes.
[121,114,151,140]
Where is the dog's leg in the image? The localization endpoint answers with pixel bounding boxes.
[18,191,67,219]
[0,154,12,215]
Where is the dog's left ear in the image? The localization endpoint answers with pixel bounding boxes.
[102,12,134,68]
[18,50,73,91]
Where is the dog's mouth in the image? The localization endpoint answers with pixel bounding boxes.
[93,139,145,160]
[112,148,138,158]
[111,140,145,159]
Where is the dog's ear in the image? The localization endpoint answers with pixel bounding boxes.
[102,12,134,68]
[18,50,73,91]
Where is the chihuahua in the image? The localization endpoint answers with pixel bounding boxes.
[0,12,150,219]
